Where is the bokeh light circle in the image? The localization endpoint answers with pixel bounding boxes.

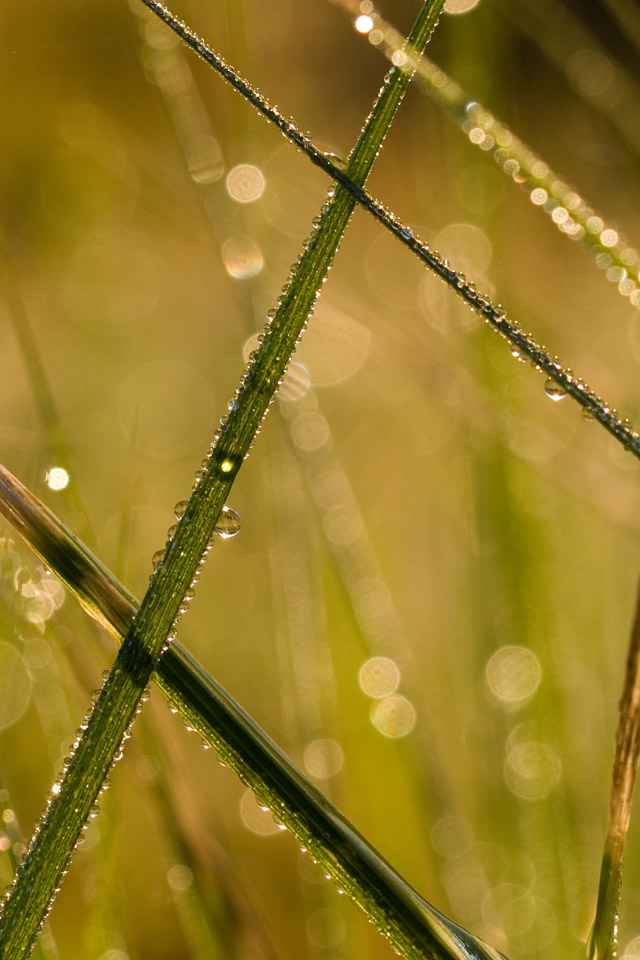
[226,164,265,203]
[303,739,344,779]
[371,695,416,737]
[358,656,400,698]
[485,645,542,704]
[0,643,32,730]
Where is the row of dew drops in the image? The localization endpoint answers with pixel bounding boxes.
[1,151,345,936]
[137,0,640,458]
[6,212,633,948]
[354,0,640,311]
[7,14,638,940]
[338,0,640,452]
[0,473,245,934]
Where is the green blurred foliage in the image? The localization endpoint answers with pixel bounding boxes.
[2,1,640,958]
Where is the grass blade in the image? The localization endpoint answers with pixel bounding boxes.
[506,0,640,159]
[332,0,640,314]
[141,0,640,463]
[587,579,640,960]
[0,3,448,956]
[0,449,506,960]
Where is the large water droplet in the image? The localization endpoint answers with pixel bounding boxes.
[544,378,567,401]
[215,506,241,539]
[324,152,348,171]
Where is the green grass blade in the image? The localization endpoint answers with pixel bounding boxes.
[140,0,640,463]
[0,3,446,955]
[334,0,640,313]
[506,0,640,159]
[588,580,640,960]
[0,455,508,959]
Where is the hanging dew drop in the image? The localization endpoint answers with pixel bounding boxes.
[324,152,348,171]
[215,506,241,539]
[544,377,568,401]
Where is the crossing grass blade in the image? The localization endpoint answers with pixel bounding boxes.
[0,4,452,957]
[140,0,640,463]
[0,452,506,959]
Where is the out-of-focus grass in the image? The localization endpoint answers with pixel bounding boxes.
[1,1,640,958]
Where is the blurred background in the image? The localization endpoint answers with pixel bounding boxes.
[2,0,640,957]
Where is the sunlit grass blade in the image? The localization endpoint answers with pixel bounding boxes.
[587,579,640,960]
[505,0,640,158]
[332,0,640,313]
[0,454,507,960]
[140,0,640,463]
[0,3,448,956]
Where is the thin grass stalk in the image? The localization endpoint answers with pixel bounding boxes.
[0,453,507,960]
[505,0,640,160]
[0,4,448,956]
[332,0,640,313]
[141,0,640,462]
[587,578,640,960]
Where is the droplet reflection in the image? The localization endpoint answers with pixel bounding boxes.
[215,506,241,540]
[544,378,567,401]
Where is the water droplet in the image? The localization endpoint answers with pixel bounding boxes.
[215,506,241,539]
[544,378,567,401]
[324,152,348,171]
[174,500,189,519]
